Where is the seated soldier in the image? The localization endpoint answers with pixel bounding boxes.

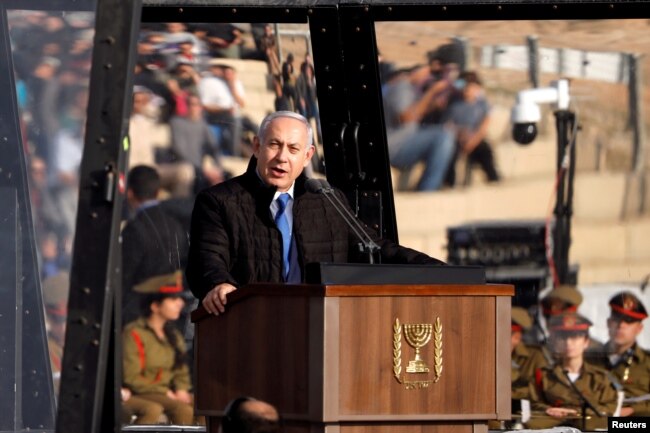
[586,291,649,416]
[491,306,550,429]
[511,307,549,401]
[527,312,618,431]
[122,272,196,425]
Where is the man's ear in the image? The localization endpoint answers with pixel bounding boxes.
[303,145,315,167]
[252,135,261,156]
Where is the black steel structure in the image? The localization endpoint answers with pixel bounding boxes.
[56,2,141,433]
[0,4,59,431]
[0,1,649,433]
[552,110,577,286]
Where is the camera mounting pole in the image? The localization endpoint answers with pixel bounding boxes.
[553,108,577,286]
[511,79,575,286]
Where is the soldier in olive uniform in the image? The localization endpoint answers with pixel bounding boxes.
[122,272,195,425]
[511,307,549,401]
[490,307,550,429]
[527,312,618,431]
[586,291,649,416]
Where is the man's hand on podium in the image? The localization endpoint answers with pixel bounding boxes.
[203,283,237,315]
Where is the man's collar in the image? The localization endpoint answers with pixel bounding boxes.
[273,184,295,201]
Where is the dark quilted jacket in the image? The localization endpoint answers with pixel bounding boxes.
[186,158,443,299]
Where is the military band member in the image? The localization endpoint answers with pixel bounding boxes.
[586,291,649,416]
[527,312,618,431]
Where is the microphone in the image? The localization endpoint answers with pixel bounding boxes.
[305,178,326,194]
[305,178,380,264]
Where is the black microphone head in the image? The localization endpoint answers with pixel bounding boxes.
[305,178,323,193]
[318,179,333,191]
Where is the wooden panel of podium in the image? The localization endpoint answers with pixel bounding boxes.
[191,283,513,433]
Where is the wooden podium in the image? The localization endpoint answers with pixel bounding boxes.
[192,283,513,433]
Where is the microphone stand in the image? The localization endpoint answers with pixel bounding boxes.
[561,369,603,431]
[308,179,381,264]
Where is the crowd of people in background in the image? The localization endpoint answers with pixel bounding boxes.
[10,11,95,284]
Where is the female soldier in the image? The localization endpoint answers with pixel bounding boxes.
[527,312,618,430]
[122,272,194,425]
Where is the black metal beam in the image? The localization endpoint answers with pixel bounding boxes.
[142,5,309,23]
[338,4,397,241]
[368,1,650,21]
[0,6,57,431]
[307,7,350,189]
[0,188,22,432]
[2,0,95,11]
[142,0,336,5]
[56,1,141,432]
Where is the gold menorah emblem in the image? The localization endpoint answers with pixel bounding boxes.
[403,324,433,373]
[393,318,443,389]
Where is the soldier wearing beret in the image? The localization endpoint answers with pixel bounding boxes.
[527,312,618,430]
[122,272,196,425]
[586,291,650,416]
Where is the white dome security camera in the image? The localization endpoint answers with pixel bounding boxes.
[511,79,570,145]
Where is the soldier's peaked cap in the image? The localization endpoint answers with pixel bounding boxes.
[511,307,533,331]
[543,285,583,306]
[548,312,592,333]
[609,291,648,321]
[133,271,183,295]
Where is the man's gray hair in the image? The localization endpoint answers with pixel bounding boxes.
[258,111,314,149]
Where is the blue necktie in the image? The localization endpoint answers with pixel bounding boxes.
[275,193,291,280]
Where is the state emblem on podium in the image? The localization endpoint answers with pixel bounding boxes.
[393,317,443,389]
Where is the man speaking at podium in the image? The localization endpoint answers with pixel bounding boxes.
[186,111,444,315]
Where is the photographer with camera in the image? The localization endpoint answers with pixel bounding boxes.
[381,46,458,191]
